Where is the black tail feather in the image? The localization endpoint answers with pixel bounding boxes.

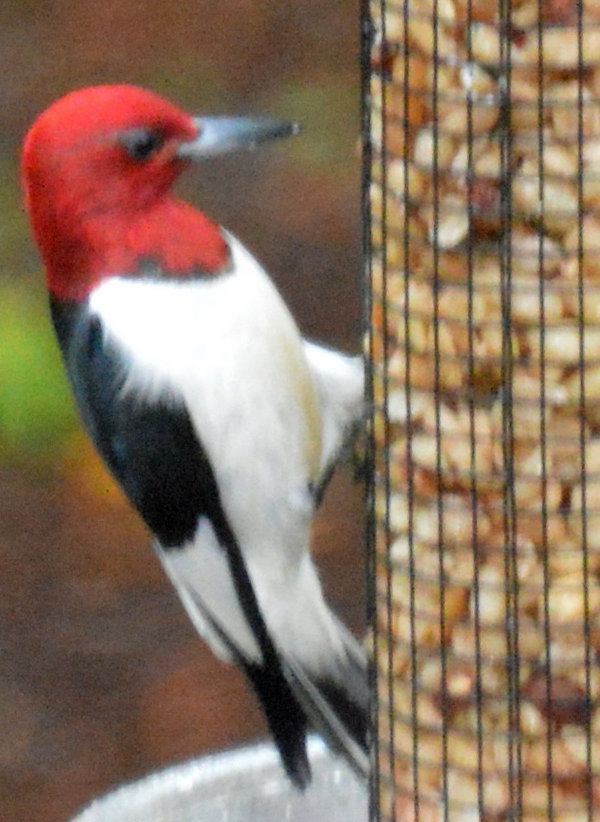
[242,661,311,789]
[190,592,368,786]
[282,647,370,781]
[314,678,368,756]
[183,593,312,788]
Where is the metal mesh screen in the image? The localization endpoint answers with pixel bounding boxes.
[365,0,600,819]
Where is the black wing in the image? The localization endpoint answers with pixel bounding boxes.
[50,295,311,787]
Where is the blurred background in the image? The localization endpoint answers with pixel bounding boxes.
[0,1,364,821]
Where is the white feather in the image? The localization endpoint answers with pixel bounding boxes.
[89,234,362,674]
[155,520,257,663]
[302,342,364,474]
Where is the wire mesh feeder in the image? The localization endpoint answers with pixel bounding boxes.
[366,0,600,819]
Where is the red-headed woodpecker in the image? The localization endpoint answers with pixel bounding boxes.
[21,85,368,787]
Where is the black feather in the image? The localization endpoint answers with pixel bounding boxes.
[282,634,370,781]
[52,297,219,547]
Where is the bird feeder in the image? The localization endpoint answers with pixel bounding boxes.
[367,0,600,819]
[68,737,366,822]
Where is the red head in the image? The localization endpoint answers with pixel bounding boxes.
[22,84,297,301]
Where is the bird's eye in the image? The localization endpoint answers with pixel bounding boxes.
[119,128,165,162]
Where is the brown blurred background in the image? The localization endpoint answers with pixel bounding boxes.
[0,2,364,821]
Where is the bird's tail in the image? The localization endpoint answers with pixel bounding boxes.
[281,620,370,781]
[155,534,369,786]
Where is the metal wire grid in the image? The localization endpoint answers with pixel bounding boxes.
[365,0,598,819]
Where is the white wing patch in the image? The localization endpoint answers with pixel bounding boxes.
[156,519,262,664]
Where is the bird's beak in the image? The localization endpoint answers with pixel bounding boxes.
[178,116,300,159]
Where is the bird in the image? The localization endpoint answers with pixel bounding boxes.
[21,84,368,788]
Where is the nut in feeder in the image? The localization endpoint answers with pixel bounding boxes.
[367,0,600,818]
